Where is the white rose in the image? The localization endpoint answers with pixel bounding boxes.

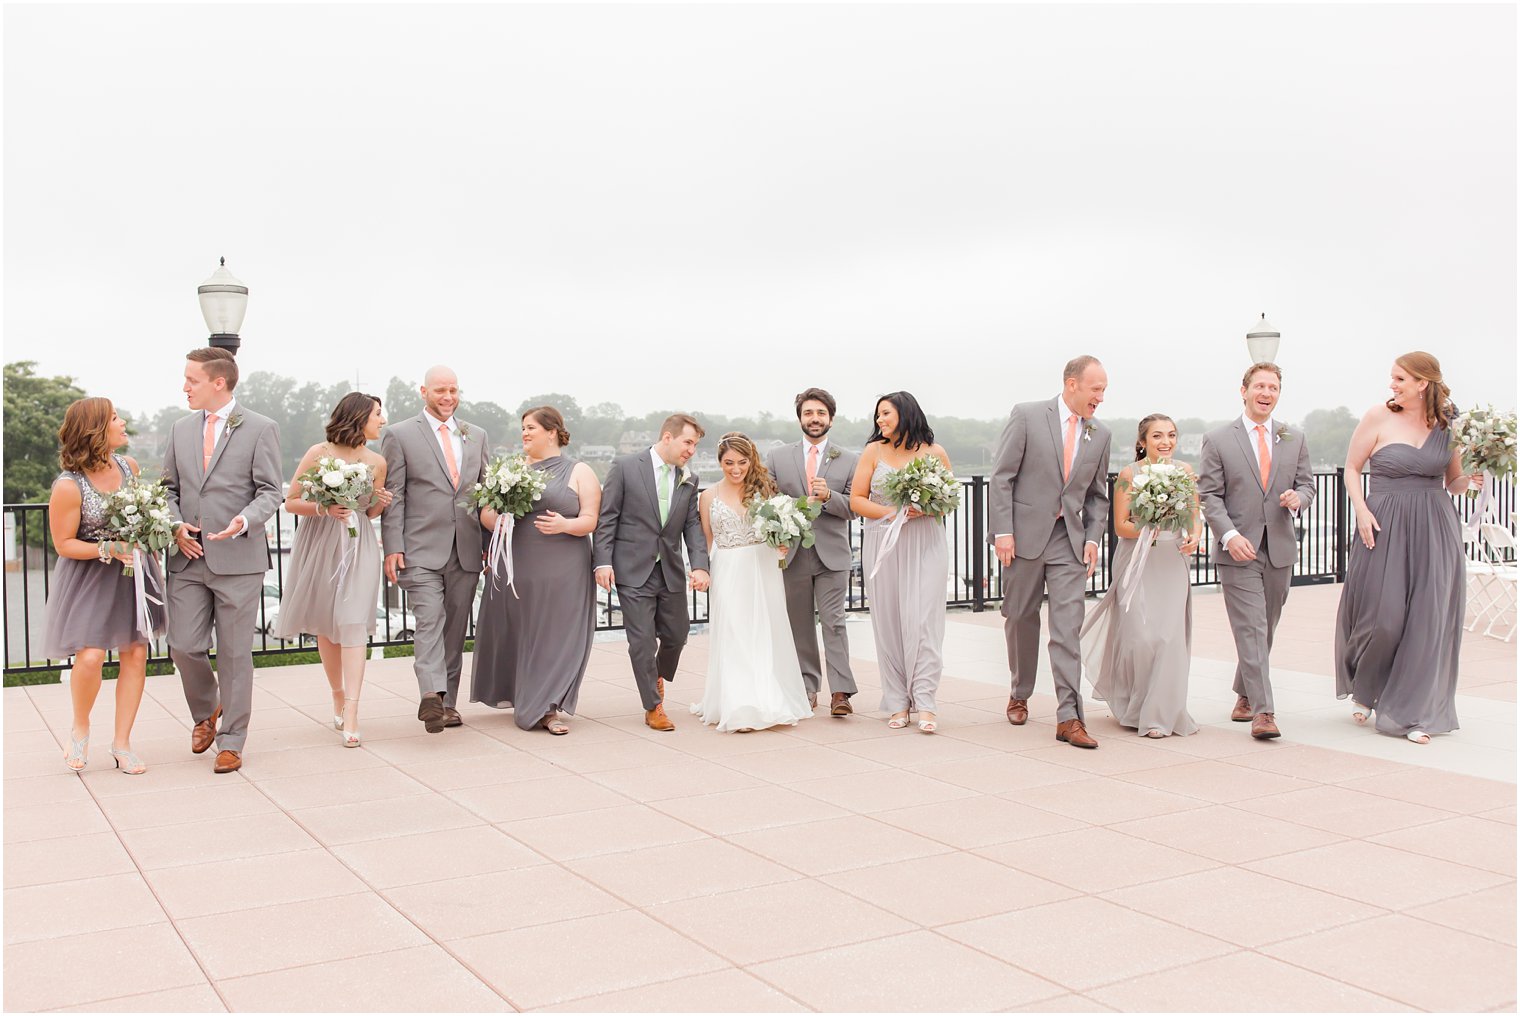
[122,504,138,516]
[323,470,345,487]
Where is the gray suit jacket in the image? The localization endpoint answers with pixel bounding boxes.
[988,397,1112,561]
[1198,420,1314,571]
[163,407,283,575]
[765,441,858,572]
[593,450,709,592]
[380,414,488,572]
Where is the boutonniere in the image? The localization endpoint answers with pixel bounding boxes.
[1275,425,1291,444]
[678,471,697,489]
[1082,421,1096,443]
[825,446,842,463]
[457,422,471,443]
[224,412,244,435]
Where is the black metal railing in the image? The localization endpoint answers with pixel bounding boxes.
[5,470,1513,676]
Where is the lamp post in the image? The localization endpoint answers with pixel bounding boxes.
[198,257,249,356]
[1246,313,1281,364]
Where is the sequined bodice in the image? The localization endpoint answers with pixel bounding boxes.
[711,496,763,549]
[868,461,892,507]
[59,456,130,541]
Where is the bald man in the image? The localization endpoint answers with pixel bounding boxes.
[381,366,490,732]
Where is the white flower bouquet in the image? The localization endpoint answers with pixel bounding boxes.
[100,478,178,577]
[880,456,962,517]
[1120,461,1199,539]
[463,454,548,593]
[1451,406,1518,484]
[295,456,375,537]
[750,494,822,569]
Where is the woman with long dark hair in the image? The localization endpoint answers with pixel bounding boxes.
[44,397,165,774]
[849,392,953,733]
[273,392,392,745]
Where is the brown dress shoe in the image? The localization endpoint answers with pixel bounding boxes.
[443,706,463,728]
[1251,713,1281,739]
[1055,718,1099,749]
[1006,698,1029,725]
[1231,695,1253,722]
[830,693,853,717]
[191,706,221,754]
[645,705,675,732]
[418,693,446,734]
[212,749,242,773]
[807,691,818,709]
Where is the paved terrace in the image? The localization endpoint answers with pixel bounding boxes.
[4,584,1514,1012]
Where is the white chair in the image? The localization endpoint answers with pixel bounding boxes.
[1465,529,1503,632]
[1477,522,1517,642]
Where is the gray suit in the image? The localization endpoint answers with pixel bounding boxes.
[594,450,710,711]
[988,397,1112,723]
[1198,419,1314,714]
[765,440,858,697]
[164,406,283,753]
[381,414,488,706]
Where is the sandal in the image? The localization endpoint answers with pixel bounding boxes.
[332,695,346,731]
[542,714,570,736]
[341,729,362,748]
[918,714,938,734]
[887,711,911,729]
[1406,730,1431,745]
[1143,729,1167,739]
[1351,701,1372,726]
[109,747,147,775]
[64,733,89,773]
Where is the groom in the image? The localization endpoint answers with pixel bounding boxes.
[989,355,1112,749]
[165,347,283,774]
[1198,362,1314,740]
[594,413,710,731]
[381,365,489,734]
[766,387,859,715]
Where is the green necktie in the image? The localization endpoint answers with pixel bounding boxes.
[658,463,672,524]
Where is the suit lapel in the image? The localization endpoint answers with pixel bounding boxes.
[639,451,663,526]
[1046,400,1067,485]
[183,415,207,487]
[1266,426,1288,492]
[795,441,808,488]
[417,415,453,486]
[1232,421,1266,493]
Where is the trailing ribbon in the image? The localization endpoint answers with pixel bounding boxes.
[328,512,360,598]
[1117,526,1156,612]
[132,549,165,640]
[867,505,912,581]
[1467,471,1495,538]
[486,512,519,597]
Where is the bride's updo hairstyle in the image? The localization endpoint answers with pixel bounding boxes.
[716,432,778,505]
[1387,351,1455,429]
[1134,414,1176,461]
[523,406,571,447]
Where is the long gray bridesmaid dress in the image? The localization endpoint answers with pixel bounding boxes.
[470,455,595,729]
[1334,427,1464,736]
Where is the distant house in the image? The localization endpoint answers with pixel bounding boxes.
[579,445,616,462]
[617,430,654,454]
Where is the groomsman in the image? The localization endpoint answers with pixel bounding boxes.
[381,366,489,733]
[165,348,283,773]
[1198,362,1314,740]
[594,414,711,731]
[989,355,1112,749]
[766,388,859,715]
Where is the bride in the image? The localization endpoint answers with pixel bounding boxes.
[691,433,813,733]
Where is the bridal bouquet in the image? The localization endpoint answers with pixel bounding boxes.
[99,477,178,577]
[463,453,547,593]
[880,455,962,517]
[1451,406,1517,483]
[1120,461,1199,539]
[750,494,822,568]
[295,456,374,537]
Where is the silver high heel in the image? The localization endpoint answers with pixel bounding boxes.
[341,729,362,748]
[109,747,146,775]
[64,733,88,773]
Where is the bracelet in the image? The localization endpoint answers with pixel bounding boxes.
[97,540,112,562]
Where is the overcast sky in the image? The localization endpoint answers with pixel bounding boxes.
[5,3,1515,429]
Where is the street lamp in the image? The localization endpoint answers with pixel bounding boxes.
[1246,313,1280,364]
[198,257,249,356]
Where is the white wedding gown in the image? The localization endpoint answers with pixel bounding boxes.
[690,497,813,732]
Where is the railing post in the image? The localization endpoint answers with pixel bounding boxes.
[971,476,986,612]
[1334,467,1347,583]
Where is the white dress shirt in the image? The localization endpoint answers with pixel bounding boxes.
[1222,413,1281,547]
[203,397,247,537]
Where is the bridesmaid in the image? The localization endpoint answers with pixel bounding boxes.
[471,406,600,734]
[43,398,166,774]
[1335,352,1482,743]
[1079,414,1201,738]
[850,392,952,733]
[273,393,391,746]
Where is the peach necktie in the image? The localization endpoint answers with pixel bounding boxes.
[202,413,219,471]
[806,444,819,487]
[439,423,460,488]
[1255,425,1271,488]
[1062,414,1079,482]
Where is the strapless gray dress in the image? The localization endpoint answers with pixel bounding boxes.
[1334,428,1464,736]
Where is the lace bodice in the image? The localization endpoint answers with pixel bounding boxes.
[57,456,130,541]
[710,496,763,549]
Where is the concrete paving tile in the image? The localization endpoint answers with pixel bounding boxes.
[646,878,915,965]
[652,784,850,835]
[144,847,365,918]
[584,758,765,802]
[1006,777,1208,826]
[1115,758,1316,803]
[119,810,321,869]
[498,803,708,861]
[976,826,1219,894]
[913,754,1090,795]
[729,814,954,876]
[93,782,278,831]
[1249,785,1458,838]
[48,983,227,1012]
[388,865,625,939]
[940,896,1235,993]
[4,923,205,1011]
[78,758,233,798]
[1109,804,1343,864]
[834,729,1001,767]
[1338,768,1516,814]
[216,943,509,1011]
[177,892,429,979]
[750,929,1066,1011]
[405,750,566,791]
[1369,815,1517,876]
[1003,993,1118,1012]
[4,800,109,843]
[362,728,520,765]
[333,824,544,889]
[1405,884,1517,947]
[536,968,807,1012]
[4,872,165,944]
[292,792,485,845]
[512,736,683,774]
[822,851,1079,926]
[256,765,433,810]
[1244,840,1512,910]
[1018,738,1195,777]
[3,830,136,889]
[449,909,727,1009]
[790,767,980,813]
[1263,913,1517,1012]
[873,794,1089,849]
[4,771,95,809]
[447,773,629,823]
[566,837,803,907]
[1085,949,1417,1012]
[717,742,890,782]
[1480,805,1517,824]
